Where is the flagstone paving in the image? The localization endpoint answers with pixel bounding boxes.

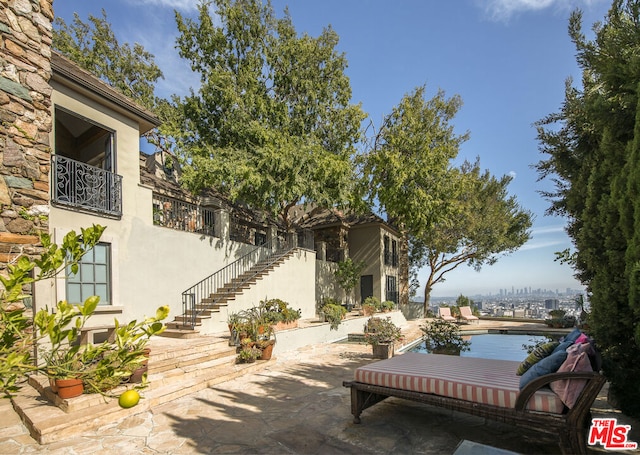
[1,319,638,454]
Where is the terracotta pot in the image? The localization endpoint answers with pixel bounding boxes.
[273,320,298,331]
[129,348,151,383]
[129,365,148,383]
[259,342,275,360]
[55,378,84,399]
[363,306,375,316]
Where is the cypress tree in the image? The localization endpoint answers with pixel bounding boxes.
[536,1,640,416]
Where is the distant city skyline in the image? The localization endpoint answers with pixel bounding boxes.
[428,284,585,301]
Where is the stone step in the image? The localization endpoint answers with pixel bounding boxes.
[164,321,201,329]
[182,308,214,317]
[146,353,238,387]
[201,296,232,305]
[149,333,229,354]
[145,356,269,407]
[13,379,151,445]
[149,343,236,374]
[15,356,272,445]
[158,327,201,338]
[172,314,209,325]
[0,397,30,439]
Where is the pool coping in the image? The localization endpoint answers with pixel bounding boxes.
[398,327,572,353]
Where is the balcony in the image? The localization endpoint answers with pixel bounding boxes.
[152,194,215,236]
[51,155,122,217]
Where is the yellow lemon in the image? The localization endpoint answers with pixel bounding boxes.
[118,389,140,408]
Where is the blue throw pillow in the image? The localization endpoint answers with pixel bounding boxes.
[562,328,582,344]
[519,349,568,389]
[552,340,574,354]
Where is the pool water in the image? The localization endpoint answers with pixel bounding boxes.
[409,334,550,362]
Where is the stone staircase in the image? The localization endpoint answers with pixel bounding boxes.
[162,249,296,338]
[11,333,272,444]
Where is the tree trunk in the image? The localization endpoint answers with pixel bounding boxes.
[423,285,432,317]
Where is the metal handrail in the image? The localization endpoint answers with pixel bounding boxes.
[180,237,295,328]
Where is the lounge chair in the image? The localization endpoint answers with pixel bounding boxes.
[343,352,605,454]
[438,307,457,322]
[459,306,479,324]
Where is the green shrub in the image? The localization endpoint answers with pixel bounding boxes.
[380,300,395,312]
[362,296,380,309]
[420,319,470,355]
[364,317,403,346]
[321,303,347,330]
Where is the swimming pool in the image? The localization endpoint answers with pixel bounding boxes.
[408,333,550,362]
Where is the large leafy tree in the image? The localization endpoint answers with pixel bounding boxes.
[52,10,180,154]
[535,0,640,416]
[364,86,532,311]
[410,161,532,308]
[174,0,365,229]
[363,86,466,237]
[53,10,163,110]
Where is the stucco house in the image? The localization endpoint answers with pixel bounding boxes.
[140,149,410,336]
[292,206,408,308]
[1,3,407,341]
[33,51,318,338]
[0,1,413,441]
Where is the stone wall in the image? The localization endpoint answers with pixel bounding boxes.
[0,0,53,270]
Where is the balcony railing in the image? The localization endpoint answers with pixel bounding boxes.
[51,155,122,217]
[152,194,216,236]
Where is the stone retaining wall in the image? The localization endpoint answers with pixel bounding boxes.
[0,0,54,271]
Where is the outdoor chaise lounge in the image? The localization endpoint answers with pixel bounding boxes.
[343,352,605,455]
[459,306,479,324]
[438,307,457,322]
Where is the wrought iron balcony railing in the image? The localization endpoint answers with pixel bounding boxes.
[51,155,122,217]
[152,193,216,236]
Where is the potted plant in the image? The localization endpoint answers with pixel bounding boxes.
[321,302,347,330]
[364,317,403,359]
[278,306,301,330]
[44,350,86,398]
[107,305,169,386]
[34,297,169,396]
[237,345,261,363]
[361,296,380,316]
[0,225,105,398]
[380,300,396,312]
[334,258,366,310]
[230,303,281,360]
[256,338,276,360]
[420,319,470,355]
[34,297,100,398]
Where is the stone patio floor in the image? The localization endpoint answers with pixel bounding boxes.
[1,318,638,454]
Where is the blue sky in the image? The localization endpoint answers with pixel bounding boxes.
[53,0,612,298]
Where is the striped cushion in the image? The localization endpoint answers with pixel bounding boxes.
[354,352,564,413]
